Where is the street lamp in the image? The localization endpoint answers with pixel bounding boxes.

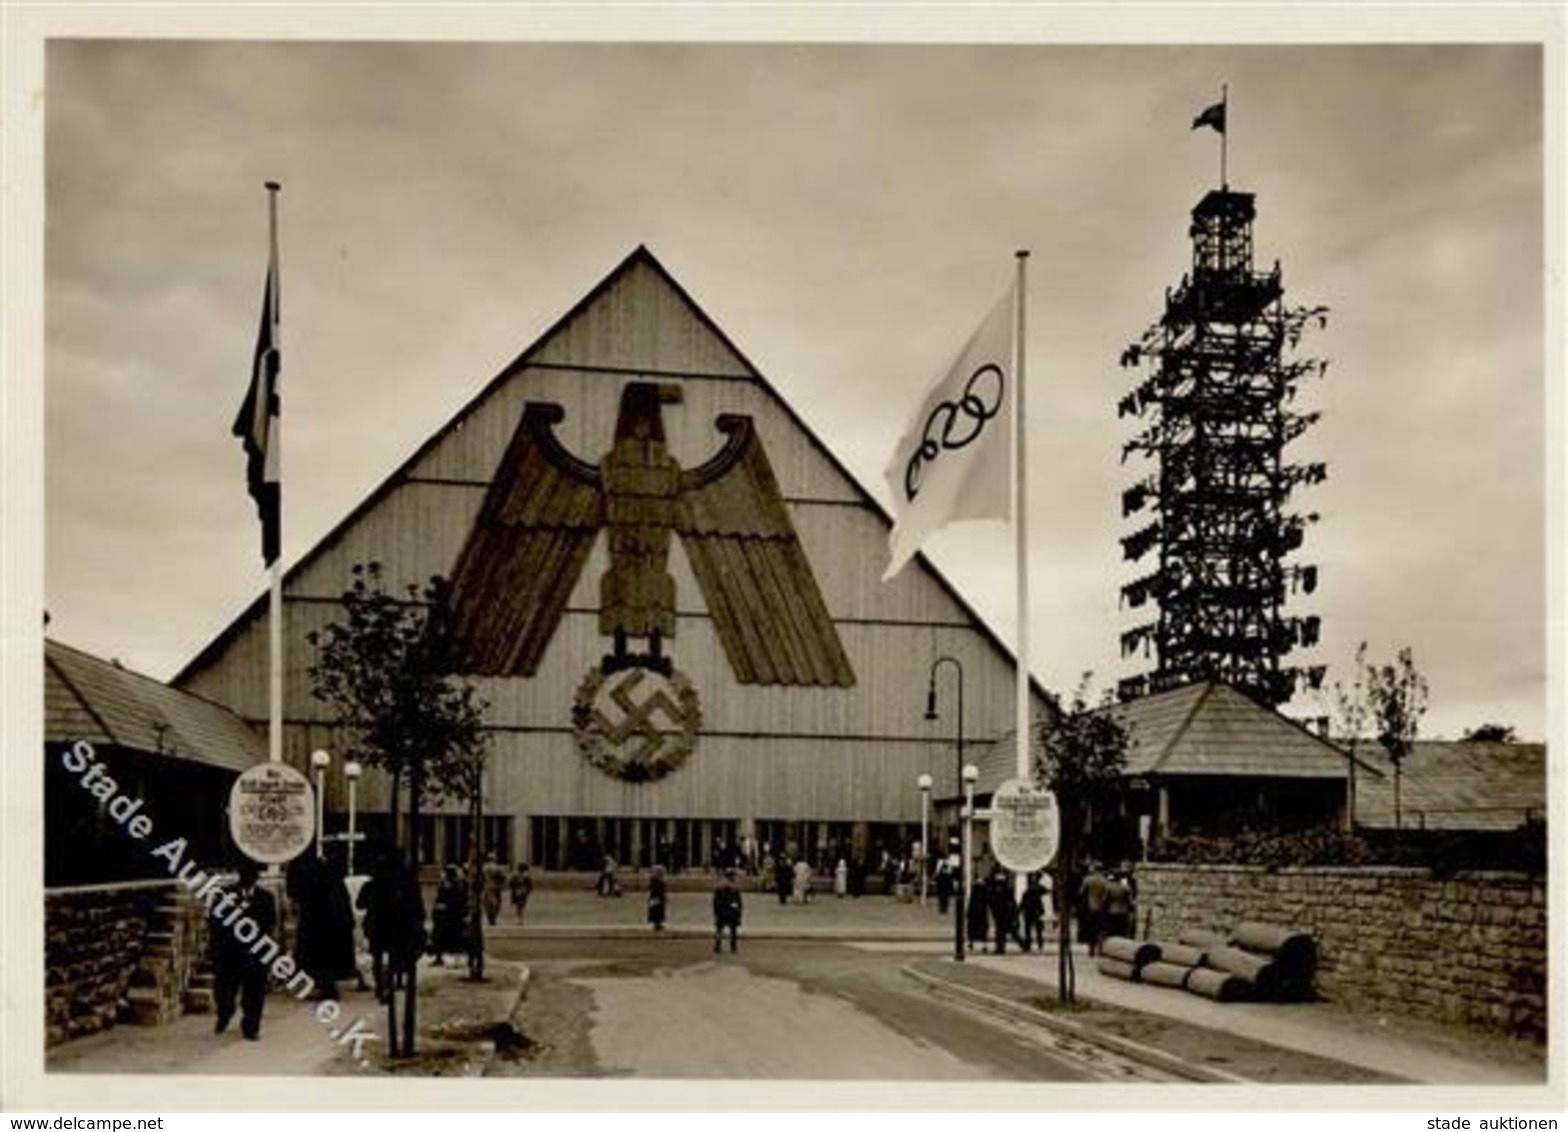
[962,762,979,958]
[916,773,933,907]
[344,759,363,875]
[310,748,332,860]
[925,656,965,962]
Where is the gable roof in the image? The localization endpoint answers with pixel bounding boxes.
[176,245,1049,705]
[1104,680,1368,780]
[47,638,263,773]
[1353,740,1546,832]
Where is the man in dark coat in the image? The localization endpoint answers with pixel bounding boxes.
[287,854,357,1000]
[430,863,468,965]
[211,858,276,1040]
[647,865,668,931]
[965,879,991,953]
[988,870,1018,956]
[934,858,955,915]
[359,848,425,1002]
[1019,872,1048,953]
[712,868,744,953]
[773,854,792,905]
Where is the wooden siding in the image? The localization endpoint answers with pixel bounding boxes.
[179,247,1045,825]
[285,723,997,824]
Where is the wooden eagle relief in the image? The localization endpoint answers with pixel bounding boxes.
[447,381,856,689]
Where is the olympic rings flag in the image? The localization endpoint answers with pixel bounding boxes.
[882,280,1017,580]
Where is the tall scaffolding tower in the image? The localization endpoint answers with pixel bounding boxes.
[1114,186,1329,706]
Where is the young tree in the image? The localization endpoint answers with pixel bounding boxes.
[1335,642,1430,831]
[1366,647,1429,831]
[307,562,490,1056]
[1331,641,1373,829]
[1035,674,1128,1004]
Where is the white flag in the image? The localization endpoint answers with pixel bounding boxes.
[883,282,1016,580]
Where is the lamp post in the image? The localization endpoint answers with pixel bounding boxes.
[344,759,363,875]
[925,656,965,962]
[962,762,979,957]
[917,773,933,907]
[310,748,331,860]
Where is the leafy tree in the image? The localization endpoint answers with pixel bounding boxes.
[1461,723,1516,743]
[306,561,490,1056]
[1035,674,1128,1004]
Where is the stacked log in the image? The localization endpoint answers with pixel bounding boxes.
[1206,944,1279,999]
[1094,956,1140,983]
[1185,967,1249,1003]
[1100,936,1161,968]
[1138,961,1195,990]
[1088,922,1317,1006]
[1230,921,1318,1001]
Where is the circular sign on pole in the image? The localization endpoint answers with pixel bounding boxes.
[229,762,315,864]
[989,777,1060,874]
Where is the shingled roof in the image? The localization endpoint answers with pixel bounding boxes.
[1353,740,1546,832]
[1104,680,1365,780]
[45,639,264,774]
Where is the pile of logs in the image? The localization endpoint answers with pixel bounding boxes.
[1093,921,1318,1004]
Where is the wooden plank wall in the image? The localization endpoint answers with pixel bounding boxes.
[180,253,1044,824]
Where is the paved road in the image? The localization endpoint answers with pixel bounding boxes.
[487,936,1169,1081]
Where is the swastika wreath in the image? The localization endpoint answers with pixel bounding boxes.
[572,665,702,783]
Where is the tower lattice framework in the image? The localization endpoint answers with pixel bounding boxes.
[1115,187,1329,707]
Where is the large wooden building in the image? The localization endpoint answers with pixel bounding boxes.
[176,247,1046,873]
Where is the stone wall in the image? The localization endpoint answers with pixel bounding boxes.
[1133,864,1547,1042]
[44,881,211,1047]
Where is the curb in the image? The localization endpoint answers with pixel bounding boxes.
[487,926,951,943]
[901,963,1250,1084]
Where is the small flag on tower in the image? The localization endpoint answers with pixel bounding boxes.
[1192,100,1226,134]
[233,212,281,566]
[882,282,1016,580]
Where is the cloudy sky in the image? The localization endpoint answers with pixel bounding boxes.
[27,18,1555,740]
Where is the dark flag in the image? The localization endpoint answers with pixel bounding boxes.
[1192,101,1226,134]
[233,256,280,565]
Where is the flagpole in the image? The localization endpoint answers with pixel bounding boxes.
[265,181,283,766]
[1013,249,1030,904]
[1220,83,1229,189]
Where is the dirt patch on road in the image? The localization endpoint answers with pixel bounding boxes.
[488,962,602,1077]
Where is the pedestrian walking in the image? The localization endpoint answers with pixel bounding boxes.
[1080,861,1110,955]
[1103,866,1134,941]
[358,847,425,1003]
[211,858,276,1040]
[647,865,668,931]
[508,861,533,924]
[965,880,991,953]
[481,854,507,926]
[286,853,357,1001]
[988,870,1019,956]
[596,854,622,897]
[834,858,848,898]
[792,857,812,904]
[712,867,744,953]
[430,863,469,966]
[934,858,955,915]
[773,854,792,904]
[1019,872,1047,953]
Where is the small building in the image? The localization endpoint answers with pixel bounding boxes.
[45,638,263,886]
[1352,739,1545,833]
[1103,680,1362,839]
